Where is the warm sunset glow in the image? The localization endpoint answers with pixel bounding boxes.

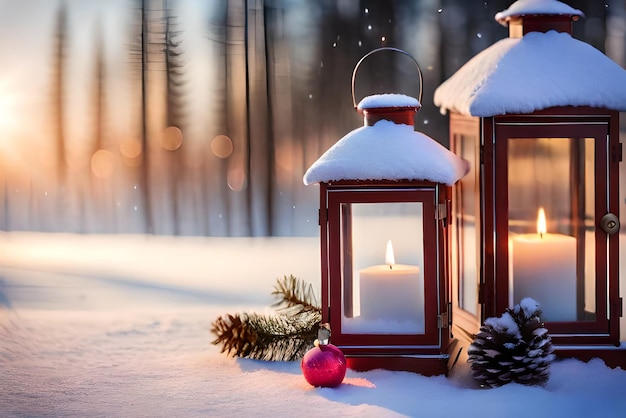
[0,83,18,139]
[537,207,547,237]
[385,240,395,267]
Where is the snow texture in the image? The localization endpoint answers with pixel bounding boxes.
[434,30,626,116]
[484,311,522,339]
[357,94,420,110]
[1,232,626,417]
[303,120,469,186]
[519,296,542,318]
[495,0,584,25]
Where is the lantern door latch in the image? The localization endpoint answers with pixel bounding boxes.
[318,208,328,226]
[600,213,620,235]
[612,142,622,163]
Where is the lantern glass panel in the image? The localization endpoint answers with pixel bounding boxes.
[507,137,596,322]
[340,201,425,334]
[453,133,480,316]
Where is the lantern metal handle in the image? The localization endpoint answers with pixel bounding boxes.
[600,213,620,235]
[351,47,424,109]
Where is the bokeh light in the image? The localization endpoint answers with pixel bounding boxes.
[227,167,245,191]
[91,149,116,179]
[119,138,142,159]
[210,134,234,159]
[161,126,183,151]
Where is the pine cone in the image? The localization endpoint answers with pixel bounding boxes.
[468,298,555,388]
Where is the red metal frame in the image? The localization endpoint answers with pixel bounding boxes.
[449,114,483,336]
[449,107,622,360]
[318,180,455,375]
[490,109,619,346]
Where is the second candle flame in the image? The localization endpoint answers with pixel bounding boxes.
[537,207,547,238]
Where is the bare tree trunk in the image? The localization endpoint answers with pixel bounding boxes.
[89,29,110,232]
[53,4,67,187]
[140,0,154,233]
[225,0,249,235]
[262,1,276,235]
[163,0,187,235]
[51,3,69,231]
[242,0,254,235]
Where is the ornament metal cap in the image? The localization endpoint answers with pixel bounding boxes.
[315,323,331,346]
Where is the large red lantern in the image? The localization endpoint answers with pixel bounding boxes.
[435,0,626,367]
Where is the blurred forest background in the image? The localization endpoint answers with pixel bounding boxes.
[0,0,624,237]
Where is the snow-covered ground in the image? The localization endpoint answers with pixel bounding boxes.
[1,232,625,417]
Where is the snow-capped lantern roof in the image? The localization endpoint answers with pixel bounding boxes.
[434,0,626,117]
[303,93,469,186]
[305,47,469,186]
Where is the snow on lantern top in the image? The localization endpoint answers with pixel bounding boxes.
[305,48,469,186]
[303,93,469,186]
[357,93,421,110]
[494,0,583,25]
[434,0,626,117]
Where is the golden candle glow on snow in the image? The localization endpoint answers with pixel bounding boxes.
[359,240,424,322]
[510,207,577,321]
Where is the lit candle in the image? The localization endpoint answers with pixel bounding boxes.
[359,240,423,321]
[509,208,577,321]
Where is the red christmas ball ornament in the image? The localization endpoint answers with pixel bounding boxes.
[301,325,346,388]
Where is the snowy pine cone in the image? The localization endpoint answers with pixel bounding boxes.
[467,298,555,388]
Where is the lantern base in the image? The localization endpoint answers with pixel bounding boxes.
[345,354,452,376]
[553,345,626,370]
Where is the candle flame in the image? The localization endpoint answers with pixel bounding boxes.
[537,207,547,238]
[385,240,395,267]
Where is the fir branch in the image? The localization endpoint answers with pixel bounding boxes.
[211,313,258,359]
[211,276,322,361]
[211,310,321,361]
[271,275,320,315]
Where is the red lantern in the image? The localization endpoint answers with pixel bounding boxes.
[304,48,468,375]
[435,0,626,368]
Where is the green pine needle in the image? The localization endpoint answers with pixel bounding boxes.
[211,275,322,361]
[271,275,320,314]
[211,310,321,361]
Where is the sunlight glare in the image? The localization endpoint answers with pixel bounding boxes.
[0,82,18,142]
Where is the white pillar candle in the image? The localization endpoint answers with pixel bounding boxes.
[359,241,424,322]
[509,208,577,321]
